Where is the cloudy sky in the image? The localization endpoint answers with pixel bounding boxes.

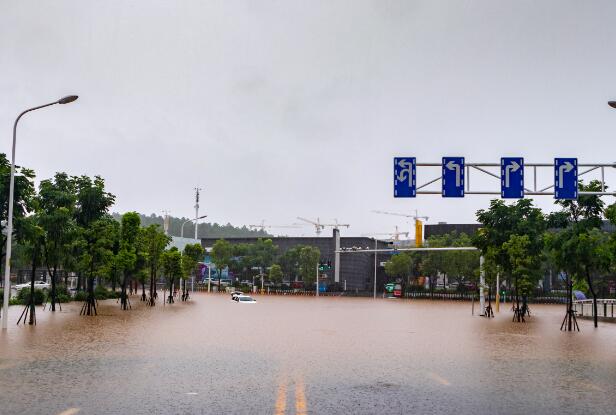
[2,1,616,238]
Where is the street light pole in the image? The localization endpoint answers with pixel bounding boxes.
[2,95,78,330]
[180,215,207,238]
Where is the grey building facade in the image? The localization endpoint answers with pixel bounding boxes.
[200,232,393,292]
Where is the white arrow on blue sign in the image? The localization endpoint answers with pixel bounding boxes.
[554,158,577,199]
[501,157,524,198]
[394,157,416,197]
[442,157,464,197]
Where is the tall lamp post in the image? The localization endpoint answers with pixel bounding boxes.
[2,95,78,330]
[180,215,207,238]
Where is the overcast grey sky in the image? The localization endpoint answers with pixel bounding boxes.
[2,1,616,238]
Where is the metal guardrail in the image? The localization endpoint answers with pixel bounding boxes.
[573,299,616,318]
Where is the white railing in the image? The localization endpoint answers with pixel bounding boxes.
[573,299,616,318]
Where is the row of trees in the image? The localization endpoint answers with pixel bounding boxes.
[209,238,321,288]
[1,154,204,324]
[383,180,616,327]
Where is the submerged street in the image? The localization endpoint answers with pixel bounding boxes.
[0,294,615,415]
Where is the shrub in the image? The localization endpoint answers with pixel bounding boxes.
[16,288,45,305]
[94,285,109,300]
[57,293,71,303]
[73,291,88,302]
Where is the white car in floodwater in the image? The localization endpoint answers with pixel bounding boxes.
[233,295,257,304]
[14,280,50,291]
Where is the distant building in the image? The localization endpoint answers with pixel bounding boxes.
[424,222,482,239]
[200,233,393,292]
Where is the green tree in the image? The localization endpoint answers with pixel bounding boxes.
[298,246,320,288]
[37,173,77,311]
[181,243,204,300]
[73,176,115,315]
[269,264,283,286]
[547,180,609,329]
[16,216,45,325]
[503,234,542,321]
[211,239,232,289]
[279,246,301,285]
[473,199,546,321]
[161,247,183,304]
[384,253,412,290]
[141,224,170,306]
[118,212,140,310]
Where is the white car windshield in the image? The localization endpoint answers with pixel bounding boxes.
[239,297,254,301]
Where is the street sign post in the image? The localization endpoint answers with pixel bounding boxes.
[394,157,416,197]
[501,157,524,198]
[442,157,464,197]
[554,158,578,200]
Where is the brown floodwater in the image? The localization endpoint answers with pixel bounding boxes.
[0,294,615,415]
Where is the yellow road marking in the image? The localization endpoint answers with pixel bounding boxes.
[428,372,451,386]
[274,382,287,415]
[295,378,307,415]
[56,409,80,415]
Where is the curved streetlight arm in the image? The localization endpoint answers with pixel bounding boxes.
[180,215,207,238]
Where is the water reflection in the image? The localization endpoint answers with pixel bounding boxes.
[1,295,615,414]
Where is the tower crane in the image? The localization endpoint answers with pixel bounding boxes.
[248,220,301,231]
[248,220,302,233]
[297,217,350,284]
[371,210,429,247]
[362,226,409,241]
[296,217,350,236]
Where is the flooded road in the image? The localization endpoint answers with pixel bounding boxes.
[1,294,615,414]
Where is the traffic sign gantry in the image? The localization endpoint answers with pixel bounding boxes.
[554,158,577,200]
[394,157,416,198]
[442,157,464,197]
[501,157,524,198]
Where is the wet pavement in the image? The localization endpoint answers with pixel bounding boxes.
[0,294,615,414]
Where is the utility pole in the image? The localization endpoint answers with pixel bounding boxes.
[194,187,202,240]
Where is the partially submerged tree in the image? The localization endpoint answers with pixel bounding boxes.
[73,176,115,316]
[161,247,182,304]
[141,224,170,306]
[211,239,232,289]
[38,173,77,311]
[118,212,140,310]
[181,243,204,300]
[298,245,320,288]
[473,199,546,322]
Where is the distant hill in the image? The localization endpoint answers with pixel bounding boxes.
[112,212,270,239]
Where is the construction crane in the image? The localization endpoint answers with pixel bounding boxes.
[362,226,409,241]
[371,210,429,247]
[296,217,350,236]
[248,220,302,232]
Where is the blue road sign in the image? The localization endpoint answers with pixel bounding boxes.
[501,157,524,198]
[442,157,464,197]
[554,158,577,199]
[394,157,416,197]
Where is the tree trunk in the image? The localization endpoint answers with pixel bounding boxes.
[167,277,174,304]
[82,260,97,316]
[148,265,156,306]
[120,272,129,310]
[586,268,598,328]
[28,247,38,325]
[50,265,58,312]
